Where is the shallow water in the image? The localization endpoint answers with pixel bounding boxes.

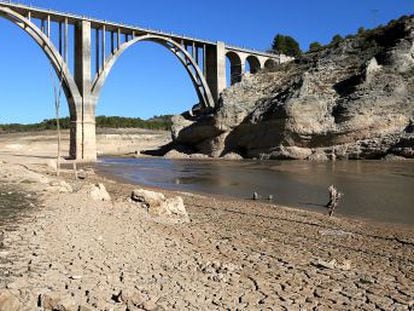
[97,158,414,226]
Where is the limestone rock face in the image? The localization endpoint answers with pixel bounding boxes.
[172,16,414,160]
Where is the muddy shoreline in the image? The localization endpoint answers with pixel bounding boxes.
[0,159,413,310]
[94,156,414,230]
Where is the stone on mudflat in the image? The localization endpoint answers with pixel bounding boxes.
[41,293,61,310]
[82,183,111,202]
[77,169,87,180]
[42,293,77,311]
[313,259,337,270]
[131,189,189,222]
[150,196,190,223]
[312,258,352,271]
[159,196,188,218]
[120,290,145,307]
[0,290,22,311]
[141,299,159,311]
[131,189,165,206]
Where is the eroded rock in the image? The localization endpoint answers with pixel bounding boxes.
[170,16,414,160]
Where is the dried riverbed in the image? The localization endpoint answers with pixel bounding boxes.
[0,160,413,310]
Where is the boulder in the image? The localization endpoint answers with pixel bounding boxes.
[131,189,189,223]
[82,183,111,202]
[131,189,165,206]
[160,197,188,217]
[0,291,22,311]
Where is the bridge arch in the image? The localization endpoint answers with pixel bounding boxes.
[92,35,215,111]
[245,55,261,74]
[226,51,242,86]
[0,5,88,159]
[0,6,81,116]
[264,59,277,70]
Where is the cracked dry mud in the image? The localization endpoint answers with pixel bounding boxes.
[0,163,413,310]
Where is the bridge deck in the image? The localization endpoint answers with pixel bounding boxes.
[0,0,277,58]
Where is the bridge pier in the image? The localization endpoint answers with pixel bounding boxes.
[205,42,227,103]
[71,20,97,161]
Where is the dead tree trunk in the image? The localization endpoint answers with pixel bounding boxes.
[326,185,343,217]
[50,64,64,177]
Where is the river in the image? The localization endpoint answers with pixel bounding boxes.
[96,157,414,227]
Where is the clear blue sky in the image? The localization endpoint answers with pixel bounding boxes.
[0,0,412,124]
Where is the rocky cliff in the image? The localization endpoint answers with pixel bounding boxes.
[171,16,414,160]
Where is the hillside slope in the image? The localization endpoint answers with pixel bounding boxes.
[172,16,414,160]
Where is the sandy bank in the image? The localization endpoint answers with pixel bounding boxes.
[0,159,413,310]
[0,129,170,164]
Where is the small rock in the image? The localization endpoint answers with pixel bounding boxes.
[141,299,158,311]
[41,293,61,310]
[313,259,337,270]
[0,290,22,311]
[338,260,352,271]
[69,275,82,280]
[77,169,87,180]
[121,290,144,307]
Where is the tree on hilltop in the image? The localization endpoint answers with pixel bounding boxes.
[331,34,344,44]
[309,41,323,52]
[272,34,302,57]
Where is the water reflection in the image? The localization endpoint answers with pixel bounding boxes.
[97,158,414,226]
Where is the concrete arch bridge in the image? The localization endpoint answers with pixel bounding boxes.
[0,1,291,161]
